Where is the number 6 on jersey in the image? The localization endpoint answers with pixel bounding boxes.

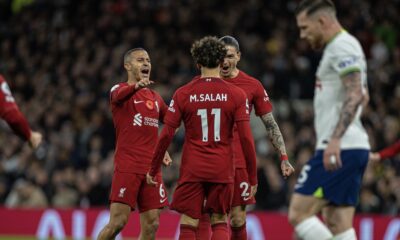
[197,108,221,142]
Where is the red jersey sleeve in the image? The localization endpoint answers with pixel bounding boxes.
[253,81,273,116]
[0,76,31,140]
[110,83,137,104]
[379,140,400,159]
[233,87,250,122]
[163,91,183,128]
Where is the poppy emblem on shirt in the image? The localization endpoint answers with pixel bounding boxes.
[146,100,154,110]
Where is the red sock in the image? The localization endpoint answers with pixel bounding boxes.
[196,213,211,240]
[211,223,229,240]
[180,224,197,240]
[231,223,247,240]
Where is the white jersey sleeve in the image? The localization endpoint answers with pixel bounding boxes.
[314,30,370,150]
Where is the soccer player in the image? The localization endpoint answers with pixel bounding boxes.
[147,36,257,240]
[288,1,370,239]
[97,48,171,240]
[369,140,400,162]
[197,36,295,240]
[0,74,42,149]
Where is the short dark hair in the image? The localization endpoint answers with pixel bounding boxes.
[295,0,336,16]
[219,35,240,52]
[124,48,146,63]
[190,36,227,68]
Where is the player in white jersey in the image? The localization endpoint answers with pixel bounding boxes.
[288,1,370,240]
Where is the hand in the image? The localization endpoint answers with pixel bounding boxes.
[29,131,42,149]
[323,138,342,171]
[369,152,381,162]
[163,151,172,166]
[250,184,258,198]
[281,160,295,179]
[146,173,158,186]
[135,79,154,89]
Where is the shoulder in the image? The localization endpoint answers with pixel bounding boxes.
[328,32,363,56]
[110,82,127,92]
[228,83,247,100]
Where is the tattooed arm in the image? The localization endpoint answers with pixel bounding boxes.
[323,71,363,171]
[331,72,364,139]
[260,112,287,156]
[260,112,294,177]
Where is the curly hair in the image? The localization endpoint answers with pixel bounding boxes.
[190,36,226,68]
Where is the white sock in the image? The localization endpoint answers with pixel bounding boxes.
[333,228,357,240]
[295,216,333,240]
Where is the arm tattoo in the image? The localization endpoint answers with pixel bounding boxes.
[261,112,287,155]
[331,72,363,139]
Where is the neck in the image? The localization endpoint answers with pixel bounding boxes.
[127,74,138,86]
[228,68,240,79]
[201,67,221,78]
[323,21,343,45]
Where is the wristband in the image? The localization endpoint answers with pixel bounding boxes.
[280,154,288,161]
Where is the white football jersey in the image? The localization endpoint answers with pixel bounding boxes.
[314,30,370,150]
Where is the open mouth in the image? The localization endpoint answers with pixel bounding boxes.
[141,69,150,78]
[221,66,230,75]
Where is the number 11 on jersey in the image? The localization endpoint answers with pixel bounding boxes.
[197,108,221,142]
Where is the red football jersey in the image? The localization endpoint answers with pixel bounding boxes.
[110,83,167,174]
[224,71,273,168]
[164,77,250,183]
[0,75,18,114]
[0,75,31,140]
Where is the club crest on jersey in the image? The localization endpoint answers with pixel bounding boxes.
[315,78,322,90]
[119,187,126,198]
[146,100,154,110]
[168,100,175,112]
[263,90,270,102]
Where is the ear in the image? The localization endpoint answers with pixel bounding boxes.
[124,62,130,71]
[237,51,241,61]
[196,64,201,70]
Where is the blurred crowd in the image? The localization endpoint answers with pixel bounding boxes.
[0,0,399,215]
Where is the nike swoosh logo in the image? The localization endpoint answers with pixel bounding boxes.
[160,198,168,203]
[134,100,144,104]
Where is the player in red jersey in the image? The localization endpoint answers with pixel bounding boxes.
[370,140,400,162]
[196,36,295,240]
[0,74,42,149]
[97,48,171,240]
[147,36,258,240]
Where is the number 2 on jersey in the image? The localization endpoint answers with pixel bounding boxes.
[197,108,221,142]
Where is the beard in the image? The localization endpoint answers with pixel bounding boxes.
[309,34,325,50]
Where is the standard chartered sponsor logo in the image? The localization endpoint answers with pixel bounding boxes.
[133,113,142,126]
[132,113,158,127]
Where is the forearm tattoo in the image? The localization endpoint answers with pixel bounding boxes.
[261,112,287,155]
[332,72,363,139]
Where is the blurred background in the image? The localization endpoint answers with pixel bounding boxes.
[0,0,399,232]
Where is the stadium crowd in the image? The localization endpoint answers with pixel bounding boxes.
[0,0,399,215]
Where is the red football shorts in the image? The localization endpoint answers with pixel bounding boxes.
[171,182,234,219]
[232,168,256,207]
[109,170,168,212]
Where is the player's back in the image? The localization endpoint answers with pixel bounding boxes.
[167,76,248,183]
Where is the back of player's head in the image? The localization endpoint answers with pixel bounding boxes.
[124,48,146,63]
[295,0,336,16]
[190,36,227,68]
[219,36,240,52]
